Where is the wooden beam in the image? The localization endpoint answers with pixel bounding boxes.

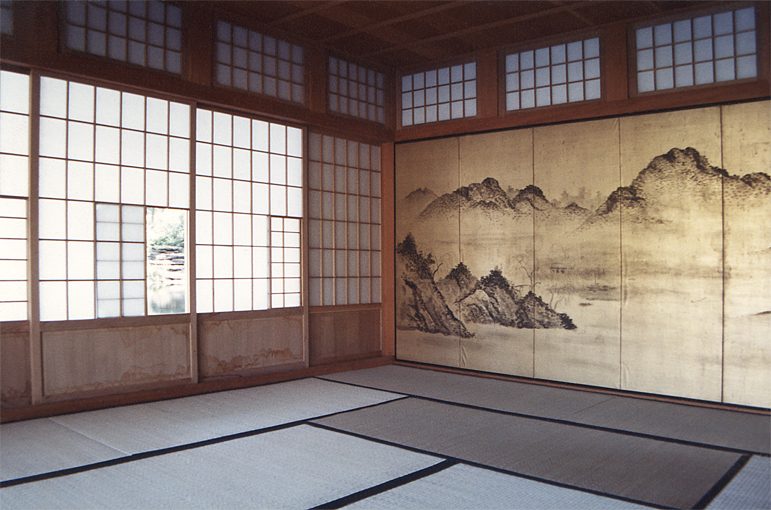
[312,4,447,61]
[363,4,579,58]
[551,1,595,27]
[321,1,465,44]
[647,1,664,13]
[269,1,349,27]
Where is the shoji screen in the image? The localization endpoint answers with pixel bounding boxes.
[328,56,385,124]
[63,0,183,74]
[401,62,477,126]
[0,70,30,321]
[214,21,305,104]
[308,133,381,306]
[504,37,601,110]
[635,6,757,92]
[37,76,191,320]
[0,0,13,36]
[194,109,303,312]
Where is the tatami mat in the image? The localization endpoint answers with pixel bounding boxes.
[346,463,649,509]
[0,420,123,482]
[49,378,401,454]
[0,425,441,510]
[1,378,401,483]
[314,398,741,509]
[321,365,611,419]
[708,456,771,509]
[570,398,771,454]
[322,365,771,453]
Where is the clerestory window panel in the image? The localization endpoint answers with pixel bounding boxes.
[1,0,13,36]
[505,37,601,111]
[635,6,757,92]
[63,0,182,74]
[214,21,305,105]
[328,56,385,124]
[400,62,477,127]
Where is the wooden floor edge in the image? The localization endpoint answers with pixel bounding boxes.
[394,361,771,416]
[0,356,395,424]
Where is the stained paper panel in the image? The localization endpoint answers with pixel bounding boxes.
[721,100,771,408]
[457,130,535,376]
[533,119,620,388]
[619,108,722,401]
[395,138,461,367]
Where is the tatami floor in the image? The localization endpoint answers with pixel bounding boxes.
[1,365,769,509]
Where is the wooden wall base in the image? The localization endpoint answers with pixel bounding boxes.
[0,355,394,424]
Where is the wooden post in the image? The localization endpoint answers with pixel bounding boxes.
[380,142,395,357]
[28,70,43,404]
[187,99,199,384]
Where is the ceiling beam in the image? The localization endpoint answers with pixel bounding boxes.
[320,1,466,44]
[362,4,580,58]
[268,1,348,27]
[551,1,594,27]
[311,4,450,61]
[647,1,664,13]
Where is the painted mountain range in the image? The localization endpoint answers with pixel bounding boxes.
[413,148,771,222]
[397,233,575,337]
[397,147,771,337]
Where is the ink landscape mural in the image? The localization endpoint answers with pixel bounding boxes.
[395,101,771,407]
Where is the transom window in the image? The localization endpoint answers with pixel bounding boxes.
[63,0,182,74]
[328,56,385,124]
[635,6,756,92]
[505,37,600,111]
[400,62,477,127]
[215,21,305,105]
[1,0,13,36]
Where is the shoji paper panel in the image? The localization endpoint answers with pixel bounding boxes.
[458,130,535,377]
[721,100,771,408]
[395,138,462,367]
[619,108,723,401]
[533,119,621,388]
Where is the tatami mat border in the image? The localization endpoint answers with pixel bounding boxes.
[0,396,410,489]
[315,376,771,457]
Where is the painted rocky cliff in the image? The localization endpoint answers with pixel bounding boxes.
[397,235,575,337]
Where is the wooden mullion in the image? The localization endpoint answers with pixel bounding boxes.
[117,90,124,318]
[28,70,43,404]
[331,135,337,305]
[188,97,198,384]
[91,83,98,318]
[229,114,235,311]
[248,115,255,312]
[299,116,309,358]
[63,80,71,321]
[141,94,148,318]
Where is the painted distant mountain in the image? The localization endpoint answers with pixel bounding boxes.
[417,177,568,219]
[410,148,771,226]
[419,177,512,218]
[397,235,575,336]
[584,147,771,226]
[397,147,770,335]
[416,177,592,221]
[509,184,552,212]
[402,187,438,218]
